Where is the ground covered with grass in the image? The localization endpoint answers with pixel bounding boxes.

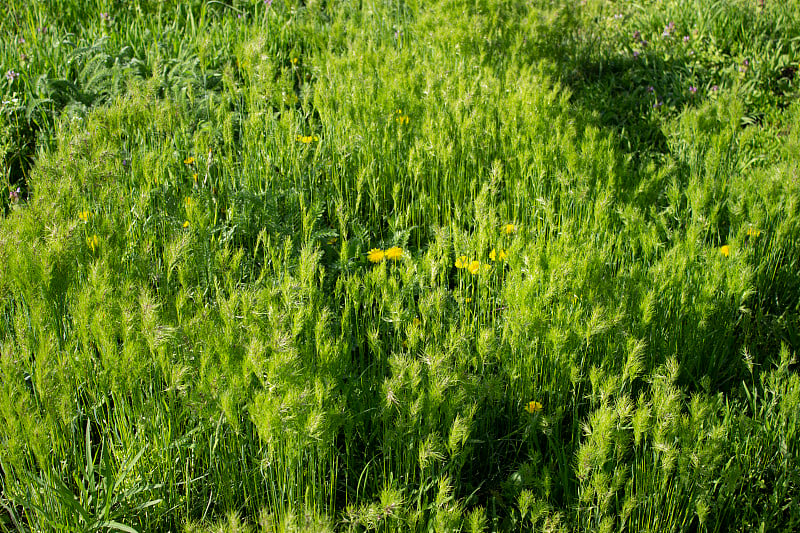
[1,0,799,531]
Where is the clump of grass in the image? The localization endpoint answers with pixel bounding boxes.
[1,0,799,531]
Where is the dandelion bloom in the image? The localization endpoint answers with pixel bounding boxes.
[503,223,516,234]
[78,210,90,222]
[183,156,195,165]
[746,228,761,237]
[467,260,480,274]
[720,245,730,257]
[385,246,403,260]
[525,401,543,414]
[183,220,190,228]
[454,255,468,269]
[367,248,385,263]
[295,135,319,144]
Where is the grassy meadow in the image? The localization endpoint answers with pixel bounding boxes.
[1,0,800,531]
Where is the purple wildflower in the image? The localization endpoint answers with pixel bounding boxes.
[265,0,272,5]
[633,30,641,41]
[5,70,19,82]
[662,21,675,37]
[647,86,654,93]
[653,100,663,108]
[633,50,640,58]
[689,86,697,94]
[683,35,690,43]
[17,37,25,45]
[9,188,20,203]
[711,85,719,92]
[100,12,111,22]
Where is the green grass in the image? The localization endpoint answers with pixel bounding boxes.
[1,0,799,531]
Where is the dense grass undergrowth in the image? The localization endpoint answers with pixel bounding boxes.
[1,0,799,531]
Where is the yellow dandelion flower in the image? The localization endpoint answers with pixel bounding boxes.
[185,196,193,207]
[467,260,480,275]
[720,245,730,257]
[183,220,190,228]
[78,210,90,222]
[292,57,298,65]
[367,248,385,263]
[503,223,517,234]
[455,255,468,269]
[465,297,472,303]
[193,173,198,184]
[183,156,195,165]
[385,246,403,260]
[525,401,543,414]
[746,228,761,237]
[87,234,99,253]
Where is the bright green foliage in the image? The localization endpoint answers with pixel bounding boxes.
[1,0,799,531]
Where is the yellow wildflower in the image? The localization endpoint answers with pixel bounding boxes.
[193,173,198,184]
[412,318,421,327]
[455,255,468,269]
[295,135,319,144]
[183,156,195,165]
[385,246,403,260]
[78,210,90,222]
[183,220,190,228]
[467,260,480,275]
[465,297,472,303]
[367,248,385,263]
[489,248,508,262]
[525,401,543,414]
[746,228,761,237]
[291,57,298,65]
[720,245,730,257]
[87,234,99,253]
[503,223,517,234]
[185,196,193,207]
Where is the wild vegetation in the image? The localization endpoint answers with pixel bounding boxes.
[1,0,799,531]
